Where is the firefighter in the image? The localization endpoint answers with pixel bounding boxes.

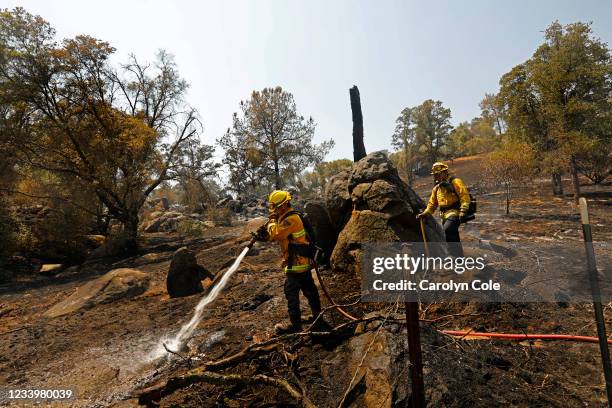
[252,190,322,334]
[416,162,470,257]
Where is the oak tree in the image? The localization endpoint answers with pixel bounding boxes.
[0,8,217,253]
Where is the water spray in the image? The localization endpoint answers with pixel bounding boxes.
[150,238,256,360]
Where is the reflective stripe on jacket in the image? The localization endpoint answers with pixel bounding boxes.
[266,210,311,273]
[423,177,470,220]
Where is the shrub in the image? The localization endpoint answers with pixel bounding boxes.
[0,201,16,262]
[176,218,207,236]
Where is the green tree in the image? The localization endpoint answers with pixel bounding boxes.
[218,87,333,191]
[391,107,417,184]
[173,138,221,210]
[447,122,472,158]
[447,118,498,158]
[390,100,452,178]
[411,100,452,166]
[0,8,217,253]
[479,93,506,135]
[300,159,353,194]
[498,21,611,199]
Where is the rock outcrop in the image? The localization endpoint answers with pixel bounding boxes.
[324,170,352,233]
[44,268,150,317]
[303,200,337,265]
[331,152,445,275]
[141,212,208,234]
[166,247,212,298]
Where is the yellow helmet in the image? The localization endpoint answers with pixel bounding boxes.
[268,190,292,212]
[430,162,449,175]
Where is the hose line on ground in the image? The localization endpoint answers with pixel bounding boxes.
[418,218,609,346]
[440,330,612,345]
[313,262,358,321]
[309,218,606,346]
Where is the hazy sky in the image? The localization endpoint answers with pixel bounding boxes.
[6,0,612,162]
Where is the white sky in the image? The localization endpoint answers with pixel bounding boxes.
[5,0,612,162]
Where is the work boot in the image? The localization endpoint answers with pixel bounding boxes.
[275,314,302,335]
[302,313,319,324]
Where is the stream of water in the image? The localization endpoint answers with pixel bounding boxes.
[149,245,251,360]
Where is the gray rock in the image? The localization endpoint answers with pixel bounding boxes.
[303,200,336,265]
[39,264,64,276]
[227,199,243,213]
[166,247,212,298]
[44,268,150,317]
[324,170,352,233]
[330,152,445,276]
[320,318,410,408]
[143,217,164,233]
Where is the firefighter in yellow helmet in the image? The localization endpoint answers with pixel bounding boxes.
[416,162,470,256]
[252,190,322,334]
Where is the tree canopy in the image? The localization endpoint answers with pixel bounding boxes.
[0,7,218,252]
[497,21,611,195]
[218,87,333,192]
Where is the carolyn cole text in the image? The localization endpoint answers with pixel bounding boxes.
[372,279,501,292]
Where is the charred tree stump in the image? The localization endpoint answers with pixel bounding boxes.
[350,86,366,162]
[552,172,563,196]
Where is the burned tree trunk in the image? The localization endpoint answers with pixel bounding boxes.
[349,86,366,162]
[570,157,581,204]
[552,172,563,196]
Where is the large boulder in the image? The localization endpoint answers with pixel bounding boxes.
[166,247,212,298]
[318,312,507,407]
[88,234,131,259]
[331,152,445,275]
[324,170,352,233]
[331,210,404,276]
[242,197,267,219]
[44,268,150,317]
[226,199,243,213]
[303,200,336,265]
[141,211,187,233]
[348,151,425,215]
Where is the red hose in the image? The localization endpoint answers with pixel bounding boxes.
[440,330,612,345]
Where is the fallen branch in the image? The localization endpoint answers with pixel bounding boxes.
[138,371,317,407]
[136,316,398,405]
[163,343,192,367]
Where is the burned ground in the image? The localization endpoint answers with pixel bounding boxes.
[0,156,610,407]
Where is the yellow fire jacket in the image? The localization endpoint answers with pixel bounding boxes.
[266,210,312,273]
[423,177,471,220]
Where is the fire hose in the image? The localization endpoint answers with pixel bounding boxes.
[313,261,358,321]
[419,218,611,346]
[246,218,610,345]
[248,234,358,321]
[440,330,612,345]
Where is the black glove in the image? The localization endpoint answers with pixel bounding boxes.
[459,211,468,223]
[252,224,269,241]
